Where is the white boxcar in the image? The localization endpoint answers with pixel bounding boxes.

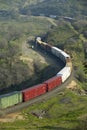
[57,67,71,82]
[51,47,70,63]
[51,47,61,58]
[60,50,70,63]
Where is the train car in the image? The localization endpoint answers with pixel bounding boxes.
[51,46,70,63]
[36,39,52,53]
[22,84,47,102]
[51,46,61,58]
[36,40,42,48]
[36,37,70,62]
[66,61,72,71]
[46,44,53,53]
[36,37,41,43]
[44,76,62,91]
[40,42,47,50]
[36,39,47,50]
[0,91,22,109]
[60,50,70,63]
[57,67,71,82]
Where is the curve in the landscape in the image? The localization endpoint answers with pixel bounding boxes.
[0,37,72,113]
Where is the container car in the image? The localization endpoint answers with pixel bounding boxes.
[44,76,62,91]
[36,39,47,50]
[36,37,41,42]
[57,67,71,82]
[40,42,47,50]
[51,46,61,58]
[22,84,47,102]
[51,47,70,63]
[36,39,42,47]
[60,50,70,62]
[46,44,52,53]
[0,91,22,109]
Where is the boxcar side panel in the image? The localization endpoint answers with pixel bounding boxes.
[44,76,62,91]
[0,91,22,109]
[22,84,47,102]
[57,67,71,82]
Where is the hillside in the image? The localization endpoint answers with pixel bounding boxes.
[0,0,87,19]
[0,0,42,9]
[28,0,87,18]
[0,0,42,19]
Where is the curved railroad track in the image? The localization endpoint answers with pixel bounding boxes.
[0,38,73,117]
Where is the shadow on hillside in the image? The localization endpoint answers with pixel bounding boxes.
[0,42,65,95]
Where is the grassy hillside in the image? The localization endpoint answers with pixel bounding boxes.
[0,0,42,9]
[22,0,87,19]
[0,0,87,19]
[0,0,43,19]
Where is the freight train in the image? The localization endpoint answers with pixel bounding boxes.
[0,37,72,109]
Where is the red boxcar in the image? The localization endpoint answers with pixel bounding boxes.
[22,84,47,102]
[44,76,62,91]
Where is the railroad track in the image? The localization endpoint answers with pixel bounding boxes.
[0,38,73,117]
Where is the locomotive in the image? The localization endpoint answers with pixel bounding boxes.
[0,37,72,109]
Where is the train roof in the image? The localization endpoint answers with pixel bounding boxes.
[52,46,70,58]
[0,91,20,98]
[60,50,70,58]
